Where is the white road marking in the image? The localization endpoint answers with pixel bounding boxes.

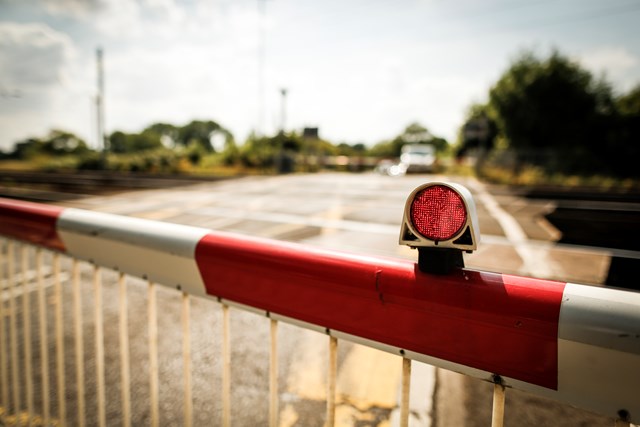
[193,206,399,235]
[283,331,328,402]
[336,344,401,409]
[191,205,633,260]
[467,179,560,277]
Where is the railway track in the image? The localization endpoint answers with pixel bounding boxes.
[510,184,640,288]
[0,170,227,201]
[544,201,640,288]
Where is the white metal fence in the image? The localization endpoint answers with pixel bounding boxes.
[1,192,639,427]
[0,239,422,426]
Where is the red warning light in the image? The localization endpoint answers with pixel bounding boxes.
[400,182,479,273]
[410,185,467,241]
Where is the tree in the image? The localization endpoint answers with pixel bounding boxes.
[617,84,640,115]
[488,50,615,174]
[177,120,228,152]
[109,130,162,153]
[239,132,272,168]
[611,85,640,176]
[43,130,91,155]
[370,122,448,157]
[10,130,91,159]
[12,138,43,159]
[335,142,366,156]
[455,104,498,159]
[238,131,304,169]
[144,123,180,148]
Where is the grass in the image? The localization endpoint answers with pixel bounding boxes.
[479,164,639,190]
[2,153,639,191]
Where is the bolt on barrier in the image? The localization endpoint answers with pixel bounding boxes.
[0,196,638,426]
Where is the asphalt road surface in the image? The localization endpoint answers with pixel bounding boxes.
[2,172,622,426]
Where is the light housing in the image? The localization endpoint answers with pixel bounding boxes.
[399,182,480,273]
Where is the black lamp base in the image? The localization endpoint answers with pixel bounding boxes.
[417,247,465,275]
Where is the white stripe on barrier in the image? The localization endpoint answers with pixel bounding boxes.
[557,283,640,419]
[57,209,209,297]
[559,283,640,353]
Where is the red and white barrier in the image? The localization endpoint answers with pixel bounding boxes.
[0,197,638,422]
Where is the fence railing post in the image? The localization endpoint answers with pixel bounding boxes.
[491,380,506,427]
[222,304,231,427]
[326,335,337,427]
[615,410,631,427]
[37,249,50,425]
[182,292,193,427]
[269,318,278,427]
[148,281,159,427]
[400,357,412,427]
[72,260,86,427]
[119,273,132,427]
[54,253,66,425]
[21,245,34,423]
[0,240,7,422]
[94,266,106,427]
[8,241,20,418]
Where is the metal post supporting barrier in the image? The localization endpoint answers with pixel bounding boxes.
[222,304,231,427]
[94,266,106,427]
[182,291,193,427]
[54,253,67,425]
[72,259,86,427]
[37,248,50,425]
[0,241,7,422]
[148,280,159,427]
[8,242,19,419]
[20,244,34,423]
[400,357,411,427]
[326,336,338,427]
[119,272,132,427]
[491,382,506,427]
[269,318,278,427]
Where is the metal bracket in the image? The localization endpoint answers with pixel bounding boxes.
[417,247,465,274]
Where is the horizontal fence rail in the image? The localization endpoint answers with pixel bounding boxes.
[0,196,639,425]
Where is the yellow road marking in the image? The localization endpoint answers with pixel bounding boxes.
[133,208,182,220]
[337,344,402,410]
[285,331,328,401]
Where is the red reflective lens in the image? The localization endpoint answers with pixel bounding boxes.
[410,185,467,241]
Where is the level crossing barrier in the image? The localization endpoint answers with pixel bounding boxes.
[0,196,638,426]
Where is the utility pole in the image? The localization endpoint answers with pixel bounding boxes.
[276,88,288,174]
[96,47,107,161]
[258,0,267,137]
[280,88,287,133]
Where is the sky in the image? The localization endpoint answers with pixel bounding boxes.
[1,0,639,152]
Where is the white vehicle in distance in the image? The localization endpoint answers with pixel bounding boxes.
[400,144,436,173]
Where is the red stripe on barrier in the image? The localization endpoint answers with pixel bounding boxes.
[0,198,66,251]
[195,231,565,390]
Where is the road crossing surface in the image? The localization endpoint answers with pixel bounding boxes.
[4,172,617,426]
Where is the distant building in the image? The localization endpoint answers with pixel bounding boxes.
[303,127,319,140]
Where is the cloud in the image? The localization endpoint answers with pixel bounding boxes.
[0,22,90,151]
[577,46,640,91]
[39,0,168,38]
[41,0,106,17]
[45,0,262,45]
[38,0,238,41]
[0,22,75,92]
